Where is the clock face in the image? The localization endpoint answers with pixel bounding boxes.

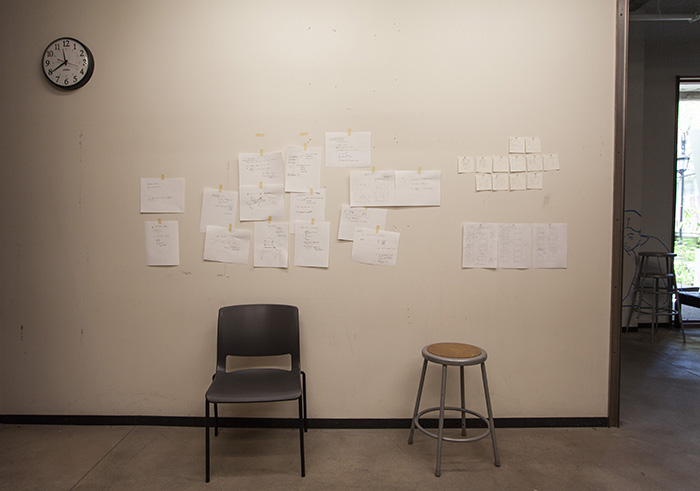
[42,37,94,90]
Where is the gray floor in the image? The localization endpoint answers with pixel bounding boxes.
[1,327,699,491]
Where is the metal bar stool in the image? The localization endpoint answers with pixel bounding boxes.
[408,342,500,477]
[625,252,686,343]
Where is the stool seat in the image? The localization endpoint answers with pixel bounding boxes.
[425,343,485,365]
[408,342,500,477]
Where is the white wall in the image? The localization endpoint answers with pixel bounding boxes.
[0,0,616,419]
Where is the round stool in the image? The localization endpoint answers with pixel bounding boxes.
[407,342,500,477]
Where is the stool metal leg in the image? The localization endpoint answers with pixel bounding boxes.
[460,366,467,437]
[481,363,500,467]
[408,359,428,445]
[435,364,448,477]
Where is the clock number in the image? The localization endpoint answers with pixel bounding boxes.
[79,50,84,57]
[63,39,70,48]
[46,50,54,57]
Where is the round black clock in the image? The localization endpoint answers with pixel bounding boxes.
[42,37,94,90]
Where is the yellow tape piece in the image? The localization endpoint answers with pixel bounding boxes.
[268,216,272,223]
[310,188,314,196]
[260,149,264,156]
[418,166,422,174]
[304,142,307,151]
[375,225,380,234]
[161,174,164,180]
[348,128,352,136]
[259,181,263,189]
[311,218,315,225]
[299,132,308,136]
[255,133,265,137]
[158,218,162,224]
[228,223,232,232]
[371,166,376,174]
[219,184,223,193]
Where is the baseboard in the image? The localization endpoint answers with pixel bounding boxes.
[0,414,609,428]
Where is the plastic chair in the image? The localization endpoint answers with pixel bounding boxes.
[205,304,307,482]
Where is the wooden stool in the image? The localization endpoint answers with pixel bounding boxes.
[408,342,500,477]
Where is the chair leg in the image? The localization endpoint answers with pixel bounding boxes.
[302,371,308,432]
[408,359,428,445]
[214,403,219,437]
[205,399,210,483]
[298,397,306,477]
[435,364,448,477]
[481,363,500,467]
[460,366,467,437]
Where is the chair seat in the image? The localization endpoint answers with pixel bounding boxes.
[423,342,487,366]
[206,368,302,404]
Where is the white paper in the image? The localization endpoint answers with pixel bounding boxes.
[140,178,185,213]
[349,171,396,206]
[508,136,525,153]
[294,221,330,268]
[395,170,441,206]
[533,223,567,268]
[199,188,238,232]
[509,154,527,172]
[253,222,288,268]
[493,155,509,173]
[338,205,388,241]
[497,223,533,269]
[526,154,544,171]
[289,190,326,233]
[285,145,322,192]
[458,156,475,173]
[203,226,251,264]
[238,151,285,186]
[543,153,560,171]
[145,221,179,266]
[239,183,285,221]
[527,172,543,190]
[351,227,400,267]
[492,173,509,191]
[525,136,542,153]
[509,173,527,191]
[476,156,493,173]
[325,131,371,167]
[476,173,492,191]
[462,222,498,268]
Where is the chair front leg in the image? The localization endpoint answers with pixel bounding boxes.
[205,399,210,483]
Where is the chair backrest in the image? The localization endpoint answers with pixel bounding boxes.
[216,304,300,374]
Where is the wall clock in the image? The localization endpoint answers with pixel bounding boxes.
[42,37,94,90]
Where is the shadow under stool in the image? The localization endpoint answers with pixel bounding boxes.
[408,342,500,477]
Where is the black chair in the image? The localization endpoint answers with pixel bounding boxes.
[205,304,307,482]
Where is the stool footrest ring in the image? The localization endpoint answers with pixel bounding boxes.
[413,406,492,443]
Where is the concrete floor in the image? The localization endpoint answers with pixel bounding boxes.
[1,328,699,490]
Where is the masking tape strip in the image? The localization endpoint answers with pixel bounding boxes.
[161,174,165,180]
[219,184,223,193]
[260,149,263,156]
[158,218,162,224]
[348,128,352,136]
[299,132,309,136]
[259,181,263,189]
[228,223,232,232]
[255,133,265,137]
[268,216,272,223]
[375,225,380,234]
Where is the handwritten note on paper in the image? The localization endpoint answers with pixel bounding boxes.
[509,136,525,153]
[493,155,510,173]
[239,183,285,221]
[476,156,493,173]
[497,223,533,269]
[349,171,396,207]
[140,178,185,213]
[527,172,543,190]
[253,222,289,268]
[238,152,285,186]
[351,227,400,267]
[395,170,441,206]
[200,188,238,232]
[533,223,567,268]
[286,145,322,192]
[338,205,388,241]
[510,173,527,191]
[145,221,179,266]
[509,154,527,173]
[289,190,326,233]
[526,154,544,171]
[458,156,475,173]
[462,222,498,268]
[525,136,542,153]
[325,131,371,168]
[203,226,251,264]
[543,153,560,171]
[492,173,509,191]
[294,221,330,268]
[476,173,493,191]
